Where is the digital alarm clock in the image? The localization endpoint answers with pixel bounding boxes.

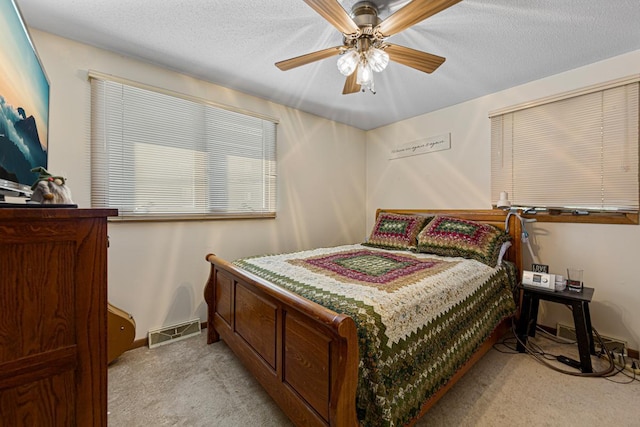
[522,270,555,290]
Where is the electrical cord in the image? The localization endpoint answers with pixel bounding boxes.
[603,355,637,384]
[494,317,637,384]
[510,312,616,378]
[494,317,575,354]
[492,335,519,354]
[526,338,560,361]
[603,352,640,384]
[534,325,577,344]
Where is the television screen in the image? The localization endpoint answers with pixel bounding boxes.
[0,0,49,198]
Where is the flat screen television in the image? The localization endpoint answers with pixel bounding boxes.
[0,0,49,201]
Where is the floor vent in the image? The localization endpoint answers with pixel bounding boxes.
[556,323,627,355]
[148,319,201,349]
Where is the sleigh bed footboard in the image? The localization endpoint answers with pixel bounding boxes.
[204,254,359,427]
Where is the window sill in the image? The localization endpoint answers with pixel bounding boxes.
[497,209,638,225]
[108,213,276,222]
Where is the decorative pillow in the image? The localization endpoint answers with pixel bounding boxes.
[363,213,432,251]
[416,215,512,266]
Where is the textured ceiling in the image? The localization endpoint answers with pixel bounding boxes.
[16,0,640,130]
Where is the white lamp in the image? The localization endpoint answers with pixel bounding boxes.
[496,191,511,209]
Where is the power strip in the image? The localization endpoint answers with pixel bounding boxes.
[601,353,640,375]
[616,360,640,375]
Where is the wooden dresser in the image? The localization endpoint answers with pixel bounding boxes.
[0,208,117,426]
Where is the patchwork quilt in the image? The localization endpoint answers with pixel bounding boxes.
[234,244,517,427]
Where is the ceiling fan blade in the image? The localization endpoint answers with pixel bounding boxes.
[303,0,360,35]
[377,0,462,37]
[385,43,446,73]
[342,69,361,94]
[275,46,343,71]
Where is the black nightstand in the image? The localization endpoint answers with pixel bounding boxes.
[516,284,596,373]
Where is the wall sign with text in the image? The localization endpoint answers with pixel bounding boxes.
[390,133,451,160]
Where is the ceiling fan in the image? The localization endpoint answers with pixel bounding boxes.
[275,0,462,94]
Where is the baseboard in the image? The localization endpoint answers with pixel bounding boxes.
[130,337,148,350]
[127,322,207,352]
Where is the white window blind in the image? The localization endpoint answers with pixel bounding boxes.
[491,80,639,212]
[90,74,277,218]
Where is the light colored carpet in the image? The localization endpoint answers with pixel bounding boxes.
[108,330,639,426]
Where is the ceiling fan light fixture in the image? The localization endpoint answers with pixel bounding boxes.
[356,60,375,92]
[337,49,359,76]
[367,47,389,72]
[278,0,459,95]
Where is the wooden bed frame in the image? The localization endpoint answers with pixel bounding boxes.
[204,209,523,426]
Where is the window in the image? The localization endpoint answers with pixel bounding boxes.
[89,72,277,219]
[490,77,639,220]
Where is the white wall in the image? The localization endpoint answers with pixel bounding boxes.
[32,30,367,339]
[366,50,640,351]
